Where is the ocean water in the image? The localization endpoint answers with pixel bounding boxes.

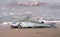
[0,0,60,23]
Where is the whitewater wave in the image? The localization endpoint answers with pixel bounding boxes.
[0,2,46,6]
[0,22,12,26]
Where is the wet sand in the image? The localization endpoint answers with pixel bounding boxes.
[0,27,60,37]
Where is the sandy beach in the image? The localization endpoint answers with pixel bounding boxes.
[0,27,60,37]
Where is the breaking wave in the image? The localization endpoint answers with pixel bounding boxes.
[0,2,46,6]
